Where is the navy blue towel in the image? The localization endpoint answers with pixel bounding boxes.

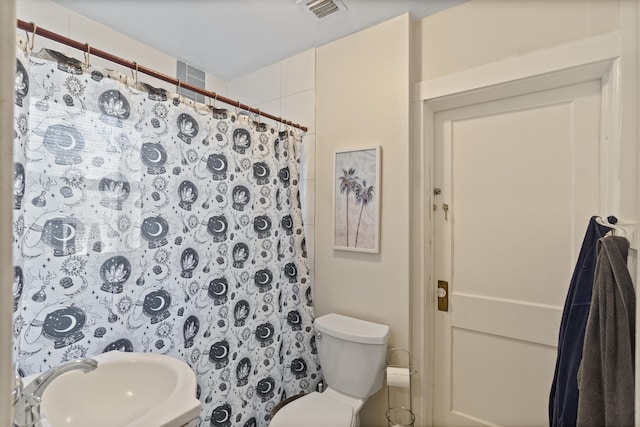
[549,216,614,427]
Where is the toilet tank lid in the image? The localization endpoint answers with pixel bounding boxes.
[314,313,390,344]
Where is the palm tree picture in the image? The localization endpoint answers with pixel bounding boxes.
[333,147,380,253]
[338,167,358,246]
[354,180,375,248]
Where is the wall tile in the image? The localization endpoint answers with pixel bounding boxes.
[69,15,176,79]
[206,73,228,98]
[281,48,316,96]
[301,181,315,227]
[255,98,281,125]
[281,89,316,134]
[228,62,281,106]
[300,134,316,182]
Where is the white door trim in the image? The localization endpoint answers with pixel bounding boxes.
[411,33,623,426]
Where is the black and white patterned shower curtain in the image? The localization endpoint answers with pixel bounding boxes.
[12,46,319,426]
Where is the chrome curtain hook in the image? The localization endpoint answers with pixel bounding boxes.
[29,22,36,51]
[249,109,259,128]
[84,44,91,68]
[25,22,37,53]
[131,62,139,83]
[250,109,260,129]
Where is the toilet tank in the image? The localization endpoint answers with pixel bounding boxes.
[314,313,390,399]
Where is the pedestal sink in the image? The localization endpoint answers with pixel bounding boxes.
[22,351,201,427]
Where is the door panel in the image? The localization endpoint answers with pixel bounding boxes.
[451,328,558,426]
[434,80,602,426]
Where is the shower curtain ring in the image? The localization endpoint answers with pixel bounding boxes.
[25,22,37,53]
[177,79,181,93]
[248,109,259,127]
[132,62,139,83]
[84,44,91,68]
[212,92,218,109]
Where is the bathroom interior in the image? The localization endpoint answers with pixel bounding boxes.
[2,0,640,426]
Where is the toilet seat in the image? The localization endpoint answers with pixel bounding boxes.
[269,392,356,427]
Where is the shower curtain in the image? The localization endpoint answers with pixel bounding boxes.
[12,46,319,426]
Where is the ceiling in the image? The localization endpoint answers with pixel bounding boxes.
[53,0,466,81]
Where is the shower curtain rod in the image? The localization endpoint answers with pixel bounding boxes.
[16,19,308,132]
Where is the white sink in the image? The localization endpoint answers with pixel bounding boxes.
[24,351,201,427]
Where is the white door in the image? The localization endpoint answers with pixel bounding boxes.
[433,80,603,426]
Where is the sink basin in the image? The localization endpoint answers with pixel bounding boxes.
[23,351,201,427]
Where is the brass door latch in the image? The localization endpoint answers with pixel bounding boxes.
[437,280,449,312]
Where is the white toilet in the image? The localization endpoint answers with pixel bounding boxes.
[269,313,390,427]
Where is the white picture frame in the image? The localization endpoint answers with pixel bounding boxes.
[333,146,381,253]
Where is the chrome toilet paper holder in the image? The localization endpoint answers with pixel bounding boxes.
[385,348,416,427]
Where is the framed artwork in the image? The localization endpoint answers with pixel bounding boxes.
[333,146,381,253]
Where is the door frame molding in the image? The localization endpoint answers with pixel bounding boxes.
[410,33,623,425]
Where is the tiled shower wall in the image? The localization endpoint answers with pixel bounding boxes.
[228,50,316,281]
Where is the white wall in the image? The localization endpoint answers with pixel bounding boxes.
[418,0,624,81]
[316,14,412,426]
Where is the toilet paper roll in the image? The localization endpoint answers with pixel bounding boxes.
[386,367,411,388]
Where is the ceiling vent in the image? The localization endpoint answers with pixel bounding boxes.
[299,0,347,20]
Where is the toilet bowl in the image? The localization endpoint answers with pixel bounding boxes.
[269,313,390,427]
[269,389,359,427]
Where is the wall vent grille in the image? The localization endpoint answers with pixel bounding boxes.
[300,0,347,20]
[176,60,205,103]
